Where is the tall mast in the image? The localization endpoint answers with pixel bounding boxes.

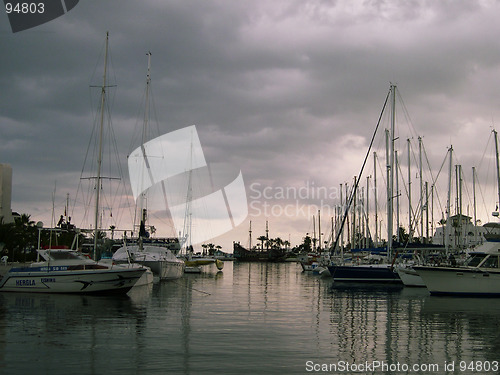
[359,187,363,247]
[395,150,400,243]
[407,138,412,243]
[142,52,152,145]
[458,165,463,247]
[472,167,478,244]
[373,152,378,245]
[183,129,194,252]
[340,183,344,250]
[93,32,109,260]
[137,52,152,239]
[249,220,252,250]
[65,193,70,223]
[265,220,269,250]
[445,145,453,250]
[318,210,321,251]
[352,176,357,249]
[331,217,334,251]
[425,181,429,243]
[431,184,434,243]
[494,129,500,211]
[387,83,396,258]
[345,183,349,250]
[419,136,423,244]
[385,129,390,251]
[366,176,369,248]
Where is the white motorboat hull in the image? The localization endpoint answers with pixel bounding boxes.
[99,259,154,286]
[141,260,185,280]
[134,267,154,286]
[396,265,425,287]
[414,266,500,296]
[113,245,185,280]
[0,266,145,294]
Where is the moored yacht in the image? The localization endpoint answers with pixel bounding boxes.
[328,262,402,283]
[414,241,500,296]
[0,249,145,294]
[113,241,185,280]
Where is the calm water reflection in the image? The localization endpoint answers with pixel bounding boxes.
[0,262,499,374]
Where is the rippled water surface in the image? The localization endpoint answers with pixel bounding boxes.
[1,262,499,374]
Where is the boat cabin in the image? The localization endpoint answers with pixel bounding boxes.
[464,252,499,269]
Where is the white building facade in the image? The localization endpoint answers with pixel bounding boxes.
[0,164,14,224]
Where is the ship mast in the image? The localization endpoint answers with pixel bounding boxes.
[387,83,396,259]
[494,129,500,212]
[137,52,152,243]
[93,32,109,260]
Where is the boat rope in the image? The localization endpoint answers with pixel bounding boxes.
[171,279,212,295]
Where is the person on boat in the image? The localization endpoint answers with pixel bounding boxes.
[448,253,456,266]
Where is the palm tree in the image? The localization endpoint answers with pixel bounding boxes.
[257,235,267,251]
[299,235,312,253]
[0,217,15,258]
[201,243,208,256]
[273,237,284,249]
[0,214,37,262]
[207,243,216,256]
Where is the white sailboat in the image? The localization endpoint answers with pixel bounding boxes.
[0,33,146,294]
[112,52,185,280]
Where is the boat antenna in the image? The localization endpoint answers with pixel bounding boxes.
[329,87,391,256]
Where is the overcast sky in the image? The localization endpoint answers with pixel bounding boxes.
[2,0,500,251]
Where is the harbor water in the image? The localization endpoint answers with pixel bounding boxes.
[1,261,499,374]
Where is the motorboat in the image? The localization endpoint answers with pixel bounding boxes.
[0,249,146,294]
[414,241,500,296]
[182,255,224,273]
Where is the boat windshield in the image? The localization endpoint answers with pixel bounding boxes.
[464,253,487,267]
[47,251,86,261]
[480,255,499,269]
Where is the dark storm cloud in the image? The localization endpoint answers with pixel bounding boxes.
[2,0,500,246]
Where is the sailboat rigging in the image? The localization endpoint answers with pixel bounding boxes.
[327,84,402,283]
[0,33,146,294]
[112,52,185,280]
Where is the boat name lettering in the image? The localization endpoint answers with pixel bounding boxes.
[15,279,36,287]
